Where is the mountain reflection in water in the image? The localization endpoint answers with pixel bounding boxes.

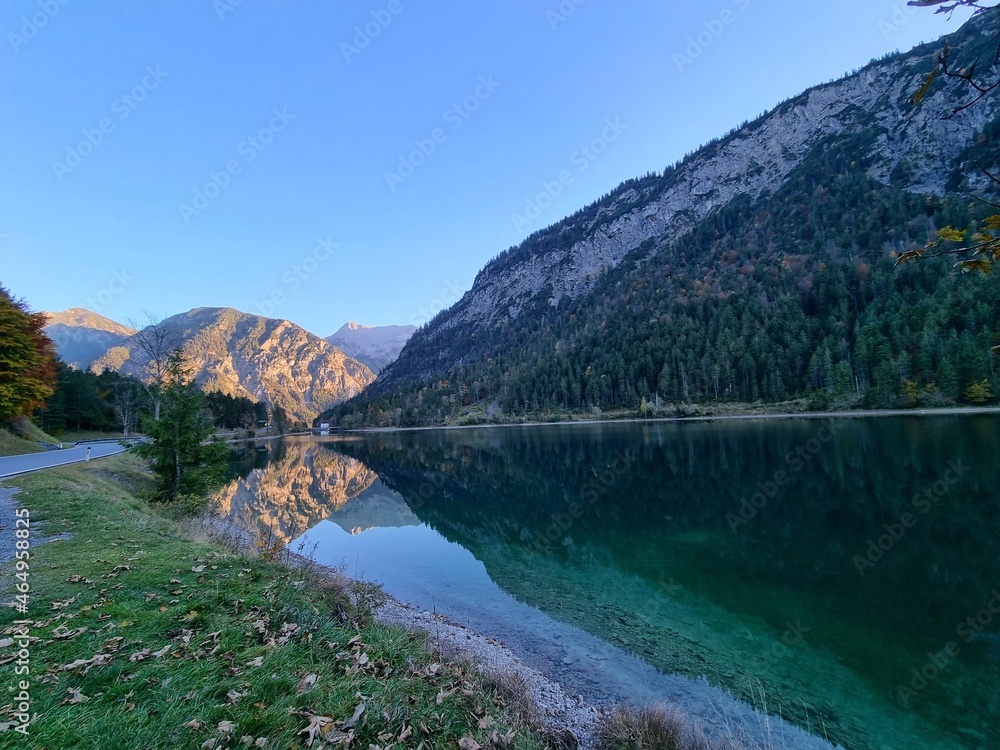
[217,440,416,543]
[215,419,1000,750]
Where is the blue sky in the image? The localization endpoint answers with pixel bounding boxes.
[0,0,975,336]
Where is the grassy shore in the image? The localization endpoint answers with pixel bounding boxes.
[0,454,544,748]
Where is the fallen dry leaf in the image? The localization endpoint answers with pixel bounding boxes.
[129,648,151,662]
[217,720,235,734]
[296,673,318,694]
[100,636,125,653]
[61,688,90,705]
[458,738,481,750]
[342,702,365,730]
[298,714,332,747]
[50,625,88,641]
[62,652,113,675]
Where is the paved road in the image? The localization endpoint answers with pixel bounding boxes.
[0,443,128,479]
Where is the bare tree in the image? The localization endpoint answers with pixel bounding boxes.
[112,378,141,437]
[126,311,181,421]
[239,410,257,436]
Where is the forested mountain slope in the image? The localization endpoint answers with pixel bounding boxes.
[327,14,1000,427]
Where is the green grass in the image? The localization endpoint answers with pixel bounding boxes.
[0,427,43,457]
[0,454,544,749]
[0,418,64,455]
[10,418,60,445]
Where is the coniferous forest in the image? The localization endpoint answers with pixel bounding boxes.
[328,131,1000,428]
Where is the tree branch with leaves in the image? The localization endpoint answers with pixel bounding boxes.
[910,2,1000,116]
[900,0,1000,289]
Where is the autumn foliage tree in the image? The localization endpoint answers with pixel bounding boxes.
[0,284,57,425]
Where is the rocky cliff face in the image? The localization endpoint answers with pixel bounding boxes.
[380,15,1000,386]
[43,308,136,369]
[91,307,375,422]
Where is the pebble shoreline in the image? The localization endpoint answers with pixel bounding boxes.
[378,597,602,748]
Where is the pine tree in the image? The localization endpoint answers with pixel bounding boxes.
[135,351,228,502]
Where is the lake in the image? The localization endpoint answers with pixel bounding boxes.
[215,416,1000,750]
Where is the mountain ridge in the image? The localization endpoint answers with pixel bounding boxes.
[326,321,416,374]
[327,12,1000,426]
[413,25,989,346]
[70,306,376,423]
[43,308,138,370]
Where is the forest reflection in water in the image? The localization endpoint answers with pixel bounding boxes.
[216,417,1000,750]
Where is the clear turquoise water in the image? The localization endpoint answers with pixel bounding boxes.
[219,416,1000,750]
